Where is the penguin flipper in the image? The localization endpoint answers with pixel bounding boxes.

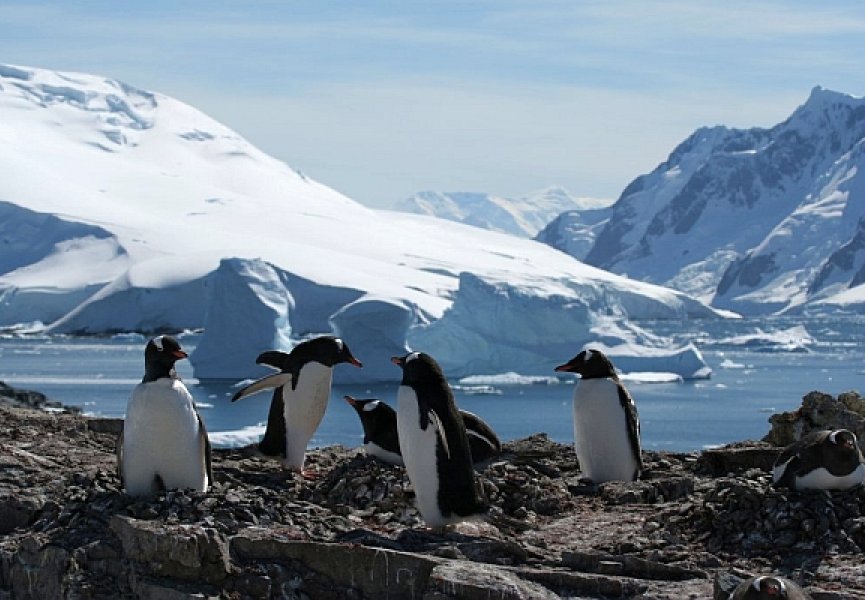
[231,372,293,402]
[196,411,213,486]
[460,410,502,454]
[427,409,451,459]
[116,427,125,486]
[617,384,643,474]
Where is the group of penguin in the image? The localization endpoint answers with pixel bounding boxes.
[118,334,864,597]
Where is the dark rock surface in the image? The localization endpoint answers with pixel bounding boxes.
[1,385,865,599]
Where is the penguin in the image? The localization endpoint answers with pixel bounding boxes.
[231,336,362,476]
[344,395,502,466]
[554,348,642,483]
[392,352,487,529]
[772,429,865,491]
[344,396,403,466]
[728,575,811,599]
[119,335,212,497]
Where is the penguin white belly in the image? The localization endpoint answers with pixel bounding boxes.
[793,464,865,490]
[573,379,636,483]
[123,379,207,496]
[397,386,448,527]
[282,362,333,470]
[364,442,404,466]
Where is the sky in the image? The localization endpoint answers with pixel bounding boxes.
[2,1,865,209]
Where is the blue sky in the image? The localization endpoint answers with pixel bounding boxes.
[2,1,865,207]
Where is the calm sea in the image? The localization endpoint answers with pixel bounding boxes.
[1,316,863,452]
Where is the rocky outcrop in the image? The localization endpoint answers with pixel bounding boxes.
[2,387,865,598]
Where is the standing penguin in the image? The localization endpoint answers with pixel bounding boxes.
[728,575,811,599]
[231,336,362,475]
[119,335,212,497]
[554,348,642,483]
[345,395,501,466]
[392,352,487,529]
[772,429,865,491]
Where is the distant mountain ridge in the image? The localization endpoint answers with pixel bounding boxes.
[542,86,865,314]
[394,187,610,237]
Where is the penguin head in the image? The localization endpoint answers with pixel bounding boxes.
[292,336,363,369]
[344,395,386,415]
[828,429,859,453]
[143,335,188,382]
[345,395,395,434]
[749,576,788,598]
[391,352,447,386]
[554,348,617,379]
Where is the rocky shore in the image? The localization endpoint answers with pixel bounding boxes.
[2,384,865,599]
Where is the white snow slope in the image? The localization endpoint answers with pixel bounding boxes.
[394,187,608,238]
[563,87,865,315]
[0,64,724,381]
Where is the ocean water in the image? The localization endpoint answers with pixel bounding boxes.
[1,316,863,453]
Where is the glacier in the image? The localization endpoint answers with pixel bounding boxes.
[0,63,726,382]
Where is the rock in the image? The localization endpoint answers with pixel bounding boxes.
[426,562,560,600]
[698,442,781,476]
[2,394,865,598]
[110,516,231,584]
[0,381,78,414]
[765,390,865,448]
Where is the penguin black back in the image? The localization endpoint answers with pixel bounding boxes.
[773,429,865,490]
[395,352,487,521]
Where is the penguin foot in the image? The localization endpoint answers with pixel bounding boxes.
[300,468,320,480]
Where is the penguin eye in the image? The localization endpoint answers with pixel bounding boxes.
[405,352,421,363]
[153,336,165,351]
[334,338,344,351]
[362,401,380,412]
[583,349,594,362]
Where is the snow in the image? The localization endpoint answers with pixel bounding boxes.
[208,424,266,449]
[457,372,560,386]
[618,372,683,384]
[394,186,611,238]
[699,326,813,353]
[0,63,726,382]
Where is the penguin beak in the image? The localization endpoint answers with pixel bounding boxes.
[348,357,363,368]
[554,363,574,373]
[344,395,358,407]
[173,349,188,360]
[390,356,404,367]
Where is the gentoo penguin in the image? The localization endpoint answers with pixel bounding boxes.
[392,352,487,529]
[554,348,642,483]
[772,429,865,491]
[231,336,362,475]
[119,335,212,497]
[728,575,811,599]
[344,395,501,466]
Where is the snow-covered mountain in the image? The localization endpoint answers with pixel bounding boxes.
[543,87,865,314]
[0,63,723,382]
[394,187,608,237]
[534,205,614,261]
